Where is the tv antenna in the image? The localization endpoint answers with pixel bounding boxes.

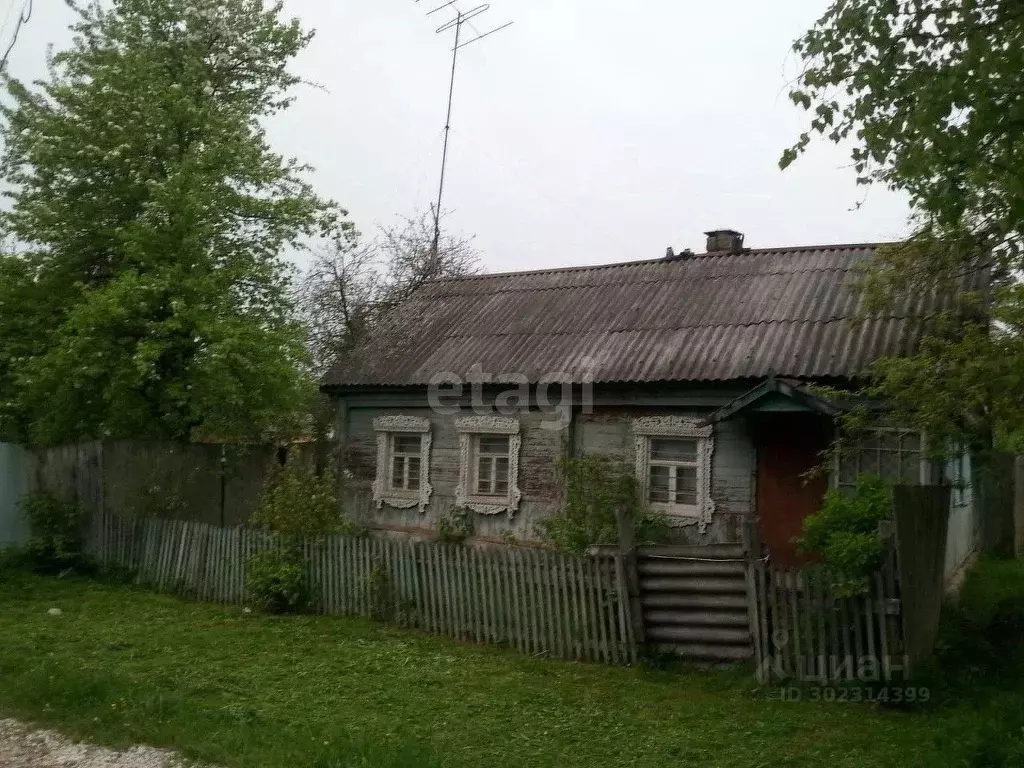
[415,1,512,256]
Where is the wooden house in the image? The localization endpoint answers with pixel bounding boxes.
[322,229,983,591]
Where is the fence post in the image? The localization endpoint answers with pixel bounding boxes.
[742,517,766,682]
[614,504,644,648]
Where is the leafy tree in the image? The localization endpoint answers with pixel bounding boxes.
[0,0,347,444]
[784,0,1023,450]
[300,209,479,377]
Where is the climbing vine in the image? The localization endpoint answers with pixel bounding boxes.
[539,455,668,555]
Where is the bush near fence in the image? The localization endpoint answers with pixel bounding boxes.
[88,513,636,664]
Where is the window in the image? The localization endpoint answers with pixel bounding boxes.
[389,434,422,492]
[835,429,924,490]
[372,416,433,513]
[473,435,510,496]
[456,416,522,517]
[648,438,698,507]
[945,444,971,507]
[633,417,715,531]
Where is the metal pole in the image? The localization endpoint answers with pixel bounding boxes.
[432,11,461,258]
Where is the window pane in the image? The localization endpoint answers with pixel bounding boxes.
[391,456,405,489]
[407,457,421,491]
[838,452,858,486]
[900,432,921,453]
[478,435,509,455]
[675,466,697,506]
[650,438,697,462]
[880,450,900,481]
[877,431,899,451]
[393,434,421,455]
[900,453,920,484]
[495,457,509,485]
[476,456,492,495]
[858,448,880,476]
[649,465,670,503]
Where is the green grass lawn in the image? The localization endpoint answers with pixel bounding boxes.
[0,564,1021,768]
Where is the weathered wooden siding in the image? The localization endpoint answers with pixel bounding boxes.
[573,408,755,545]
[342,402,756,546]
[342,406,564,541]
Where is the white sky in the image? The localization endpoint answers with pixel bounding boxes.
[5,0,911,273]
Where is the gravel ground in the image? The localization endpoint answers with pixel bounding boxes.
[0,719,199,768]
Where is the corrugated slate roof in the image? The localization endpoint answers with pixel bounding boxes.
[322,243,984,388]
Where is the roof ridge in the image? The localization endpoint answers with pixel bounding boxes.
[416,265,862,298]
[430,315,923,340]
[428,242,890,284]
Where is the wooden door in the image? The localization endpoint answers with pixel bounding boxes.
[753,414,831,568]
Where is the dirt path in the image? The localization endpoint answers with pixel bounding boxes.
[0,719,199,768]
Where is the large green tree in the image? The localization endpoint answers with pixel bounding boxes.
[785,0,1024,450]
[0,0,345,444]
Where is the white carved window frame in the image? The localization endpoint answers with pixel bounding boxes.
[633,417,715,532]
[455,415,522,518]
[372,416,433,514]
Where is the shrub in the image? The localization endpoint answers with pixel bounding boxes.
[797,474,891,596]
[539,455,668,555]
[246,548,307,614]
[19,491,87,573]
[250,460,342,539]
[436,507,474,544]
[247,459,346,614]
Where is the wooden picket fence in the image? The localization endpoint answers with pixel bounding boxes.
[86,514,636,664]
[748,559,906,683]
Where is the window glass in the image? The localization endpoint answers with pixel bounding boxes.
[391,455,405,489]
[648,464,671,503]
[838,430,922,489]
[474,435,511,497]
[392,434,421,455]
[478,435,509,455]
[650,438,697,463]
[675,466,697,505]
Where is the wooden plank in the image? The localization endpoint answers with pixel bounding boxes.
[593,556,611,663]
[523,549,539,656]
[851,594,865,682]
[454,545,467,640]
[864,578,877,681]
[490,549,504,645]
[746,560,764,682]
[438,543,453,638]
[427,542,441,635]
[549,551,567,660]
[418,544,432,633]
[570,555,585,660]
[511,549,525,652]
[787,571,802,680]
[800,572,814,682]
[527,549,542,656]
[876,570,892,682]
[573,556,591,661]
[598,561,614,663]
[468,547,481,643]
[839,592,854,681]
[537,550,552,657]
[770,565,782,679]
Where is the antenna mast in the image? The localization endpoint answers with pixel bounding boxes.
[416,1,512,257]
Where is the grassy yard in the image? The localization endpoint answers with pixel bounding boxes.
[0,562,1022,768]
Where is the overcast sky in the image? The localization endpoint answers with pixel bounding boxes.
[6,0,910,272]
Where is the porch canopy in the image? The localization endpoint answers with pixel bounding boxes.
[700,375,865,426]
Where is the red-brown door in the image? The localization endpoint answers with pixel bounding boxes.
[754,414,832,568]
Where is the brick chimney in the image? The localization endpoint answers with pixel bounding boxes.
[705,229,745,254]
